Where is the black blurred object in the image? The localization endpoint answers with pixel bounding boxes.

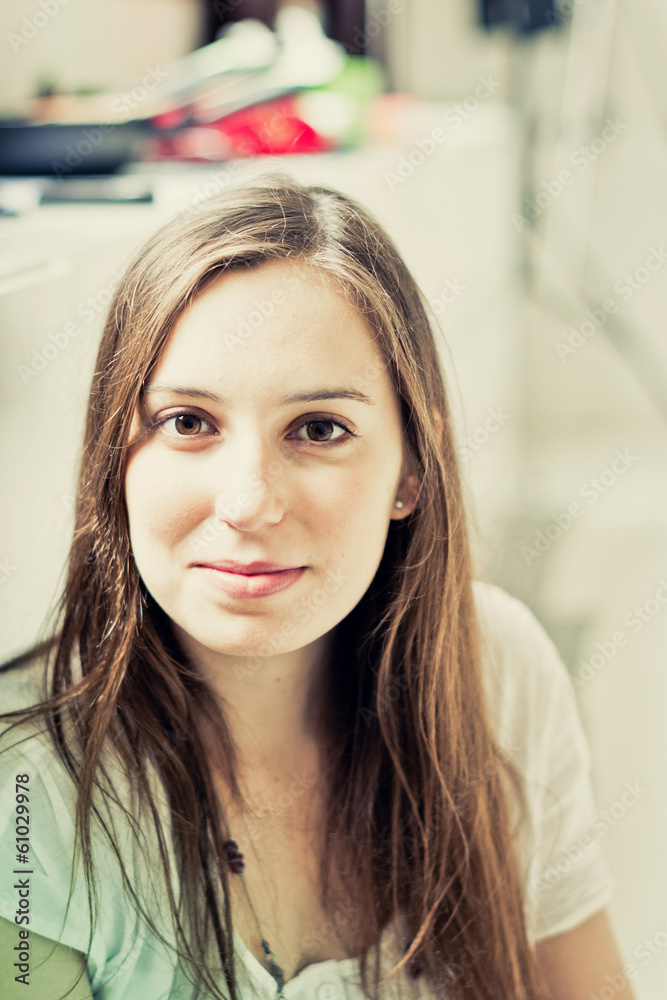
[0,120,152,177]
[479,0,561,34]
[203,0,367,53]
[205,0,280,37]
[40,175,154,203]
[0,174,153,215]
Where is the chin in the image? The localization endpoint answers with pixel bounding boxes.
[173,614,296,660]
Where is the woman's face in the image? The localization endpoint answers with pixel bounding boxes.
[124,258,418,666]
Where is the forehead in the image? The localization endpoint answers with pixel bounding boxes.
[149,258,393,402]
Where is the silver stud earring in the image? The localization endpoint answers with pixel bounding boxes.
[394,499,405,509]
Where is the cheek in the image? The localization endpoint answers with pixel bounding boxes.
[124,455,209,545]
[306,472,391,564]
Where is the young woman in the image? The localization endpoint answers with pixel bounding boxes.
[0,176,634,1000]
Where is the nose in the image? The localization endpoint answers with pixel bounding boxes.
[211,429,285,531]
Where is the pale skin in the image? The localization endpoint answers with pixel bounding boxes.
[2,259,636,997]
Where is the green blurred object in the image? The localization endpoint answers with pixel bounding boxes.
[300,54,386,149]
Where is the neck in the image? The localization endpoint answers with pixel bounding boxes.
[171,624,332,780]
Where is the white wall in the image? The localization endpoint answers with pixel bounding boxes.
[378,3,667,996]
[0,0,203,111]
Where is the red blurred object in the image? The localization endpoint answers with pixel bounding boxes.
[212,94,334,154]
[146,94,334,162]
[151,105,192,130]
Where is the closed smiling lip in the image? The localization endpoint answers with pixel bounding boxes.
[192,559,308,599]
[194,560,304,575]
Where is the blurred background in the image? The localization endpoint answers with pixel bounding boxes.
[0,1,665,994]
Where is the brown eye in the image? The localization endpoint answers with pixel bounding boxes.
[293,418,352,445]
[306,420,336,442]
[154,411,216,438]
[174,414,204,435]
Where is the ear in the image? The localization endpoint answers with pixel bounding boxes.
[389,450,420,521]
[390,406,441,520]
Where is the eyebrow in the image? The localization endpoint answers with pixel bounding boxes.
[141,384,376,405]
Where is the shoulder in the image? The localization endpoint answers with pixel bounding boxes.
[470,579,577,753]
[0,650,182,993]
[0,652,91,956]
[0,648,51,716]
[471,578,568,682]
[0,648,163,846]
[469,578,588,797]
[0,648,126,903]
[0,649,82,858]
[470,580,616,940]
[0,649,63,788]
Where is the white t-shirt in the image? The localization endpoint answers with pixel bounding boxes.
[0,581,616,999]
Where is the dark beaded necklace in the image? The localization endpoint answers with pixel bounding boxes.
[222,839,422,992]
[223,837,287,998]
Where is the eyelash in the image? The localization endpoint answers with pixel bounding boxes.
[150,410,357,447]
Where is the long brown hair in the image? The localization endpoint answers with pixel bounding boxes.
[0,175,550,1000]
